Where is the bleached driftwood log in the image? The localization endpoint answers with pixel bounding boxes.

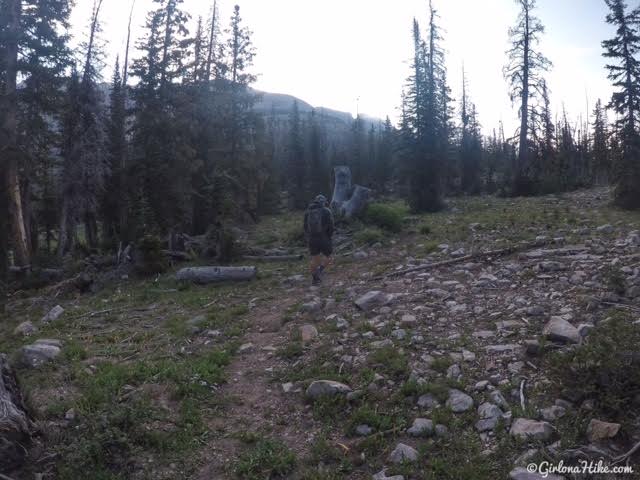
[0,354,34,472]
[175,266,257,284]
[330,166,372,219]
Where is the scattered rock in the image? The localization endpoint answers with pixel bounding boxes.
[355,424,374,436]
[388,443,419,463]
[41,305,64,324]
[509,467,564,480]
[524,339,541,356]
[400,314,417,325]
[355,291,392,312]
[434,424,449,438]
[13,321,37,337]
[597,224,614,234]
[540,405,566,422]
[407,418,434,437]
[373,470,405,480]
[306,380,352,400]
[20,339,63,368]
[446,389,473,413]
[300,324,319,343]
[300,299,323,313]
[542,317,580,344]
[510,418,554,442]
[417,393,440,409]
[586,419,620,442]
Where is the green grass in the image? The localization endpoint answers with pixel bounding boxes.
[354,227,386,246]
[234,437,297,479]
[368,346,409,379]
[547,313,640,421]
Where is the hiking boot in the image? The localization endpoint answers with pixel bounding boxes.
[312,266,324,285]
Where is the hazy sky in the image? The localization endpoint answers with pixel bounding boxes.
[70,0,615,134]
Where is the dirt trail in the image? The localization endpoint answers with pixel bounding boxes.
[199,278,320,478]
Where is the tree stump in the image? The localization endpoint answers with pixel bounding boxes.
[0,354,34,472]
[330,166,372,219]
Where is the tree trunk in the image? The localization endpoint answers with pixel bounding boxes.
[0,171,7,314]
[343,185,372,219]
[176,266,257,284]
[0,354,35,471]
[516,3,530,188]
[2,0,30,267]
[331,166,352,209]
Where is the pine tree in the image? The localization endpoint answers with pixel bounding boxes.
[374,117,394,191]
[131,0,194,235]
[1,0,71,264]
[59,0,108,254]
[287,100,306,208]
[308,110,329,197]
[401,1,448,212]
[602,0,640,208]
[459,67,482,194]
[102,58,127,247]
[592,99,610,185]
[504,0,551,195]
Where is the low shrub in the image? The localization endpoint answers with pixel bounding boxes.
[547,314,640,420]
[363,203,406,233]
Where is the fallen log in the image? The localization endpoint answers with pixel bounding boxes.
[242,254,303,262]
[0,354,35,472]
[175,266,257,284]
[43,272,93,297]
[163,250,193,262]
[374,240,550,280]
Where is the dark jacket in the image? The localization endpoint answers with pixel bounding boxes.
[303,202,334,239]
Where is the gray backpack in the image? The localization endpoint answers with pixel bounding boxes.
[307,208,324,236]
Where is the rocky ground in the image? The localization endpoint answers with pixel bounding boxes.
[3,188,640,479]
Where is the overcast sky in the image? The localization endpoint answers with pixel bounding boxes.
[70,0,615,134]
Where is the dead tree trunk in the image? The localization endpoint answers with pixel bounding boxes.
[330,166,372,219]
[2,0,30,267]
[343,185,372,218]
[0,354,35,472]
[176,266,257,284]
[331,166,352,209]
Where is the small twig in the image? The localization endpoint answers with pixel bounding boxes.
[203,299,218,308]
[601,301,640,313]
[519,379,526,411]
[612,439,640,465]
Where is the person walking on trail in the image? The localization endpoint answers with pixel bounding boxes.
[304,194,335,285]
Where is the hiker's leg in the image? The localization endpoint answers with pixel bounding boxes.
[310,255,322,275]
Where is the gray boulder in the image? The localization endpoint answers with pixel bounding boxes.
[355,291,392,311]
[446,389,474,413]
[407,418,434,437]
[20,339,63,368]
[305,380,352,400]
[41,305,64,323]
[543,317,580,344]
[510,418,554,442]
[388,443,419,463]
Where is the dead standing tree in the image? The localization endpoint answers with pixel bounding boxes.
[503,0,551,195]
[330,166,371,219]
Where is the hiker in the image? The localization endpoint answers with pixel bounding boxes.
[303,194,335,285]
